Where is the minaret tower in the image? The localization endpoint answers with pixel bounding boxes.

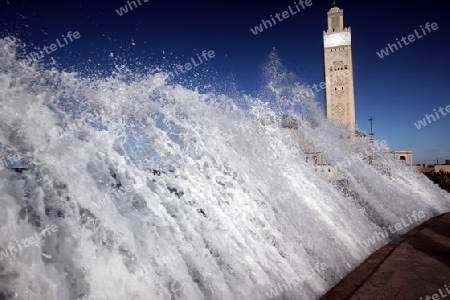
[323,0,356,133]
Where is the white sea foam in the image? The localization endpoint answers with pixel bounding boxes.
[0,37,448,300]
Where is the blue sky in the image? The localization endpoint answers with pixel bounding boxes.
[1,0,448,165]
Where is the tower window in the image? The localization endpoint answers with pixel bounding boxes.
[344,65,348,69]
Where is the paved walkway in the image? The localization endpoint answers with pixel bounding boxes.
[321,213,450,300]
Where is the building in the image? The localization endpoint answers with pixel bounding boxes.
[433,165,450,173]
[415,160,450,173]
[394,151,413,166]
[322,2,413,167]
[282,2,412,178]
[323,0,356,133]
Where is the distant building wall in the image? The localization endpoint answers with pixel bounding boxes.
[415,166,434,173]
[435,165,450,173]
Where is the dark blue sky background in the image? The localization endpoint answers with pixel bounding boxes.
[1,0,449,164]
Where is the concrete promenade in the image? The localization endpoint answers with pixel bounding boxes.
[321,213,450,300]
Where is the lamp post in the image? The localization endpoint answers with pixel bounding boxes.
[368,117,374,143]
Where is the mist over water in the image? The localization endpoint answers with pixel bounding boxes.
[1,37,449,300]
